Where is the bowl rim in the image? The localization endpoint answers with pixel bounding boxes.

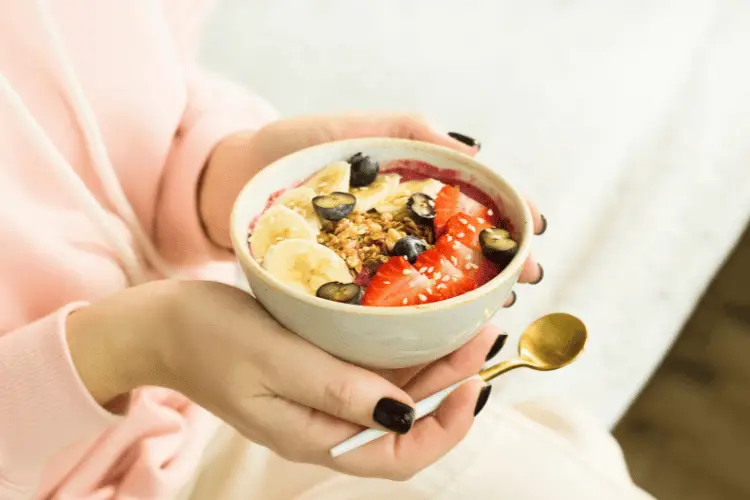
[230,137,533,316]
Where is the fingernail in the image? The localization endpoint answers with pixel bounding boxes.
[504,290,517,308]
[485,334,508,361]
[530,264,544,285]
[536,215,548,235]
[448,132,481,150]
[474,385,493,416]
[373,398,415,434]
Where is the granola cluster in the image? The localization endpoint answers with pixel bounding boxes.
[317,211,434,276]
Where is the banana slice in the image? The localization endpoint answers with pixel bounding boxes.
[374,178,445,213]
[250,205,317,260]
[351,174,401,212]
[263,239,353,295]
[304,161,351,195]
[272,186,321,233]
[401,178,445,199]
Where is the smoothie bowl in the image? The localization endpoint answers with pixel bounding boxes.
[230,138,533,369]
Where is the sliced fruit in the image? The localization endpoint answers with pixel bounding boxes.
[374,179,443,214]
[435,235,483,281]
[312,192,356,221]
[434,185,491,233]
[414,249,476,301]
[479,228,518,267]
[400,178,445,199]
[348,153,380,187]
[442,212,493,249]
[316,281,363,304]
[304,161,351,195]
[406,193,436,225]
[262,239,352,295]
[351,173,401,212]
[390,235,428,264]
[361,256,434,307]
[250,205,317,260]
[272,186,321,233]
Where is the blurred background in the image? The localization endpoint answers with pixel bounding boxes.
[200,1,750,497]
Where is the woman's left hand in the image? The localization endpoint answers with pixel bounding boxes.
[199,113,546,299]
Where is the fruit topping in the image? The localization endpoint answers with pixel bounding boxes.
[312,192,357,221]
[250,205,318,260]
[348,153,380,187]
[262,239,353,295]
[390,235,428,264]
[442,212,493,249]
[316,281,363,304]
[414,249,476,301]
[406,193,436,225]
[435,235,483,281]
[361,256,434,307]
[350,174,401,212]
[373,178,443,213]
[305,161,351,195]
[272,186,321,233]
[479,228,518,267]
[434,185,491,233]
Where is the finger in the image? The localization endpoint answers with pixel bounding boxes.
[229,394,362,465]
[388,115,479,156]
[503,290,517,308]
[259,328,416,434]
[518,254,543,284]
[403,323,499,401]
[525,197,547,235]
[334,378,485,480]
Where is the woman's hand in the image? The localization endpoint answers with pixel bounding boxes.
[66,279,504,480]
[198,113,546,298]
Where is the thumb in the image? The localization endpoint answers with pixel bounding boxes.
[263,338,416,434]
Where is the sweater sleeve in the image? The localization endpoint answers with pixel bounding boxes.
[153,0,278,267]
[0,303,120,498]
[154,70,278,266]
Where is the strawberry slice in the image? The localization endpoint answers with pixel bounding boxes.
[436,235,483,279]
[442,212,493,249]
[434,185,491,234]
[361,256,434,307]
[414,249,476,301]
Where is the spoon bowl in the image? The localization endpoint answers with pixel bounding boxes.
[518,312,587,370]
[479,312,588,382]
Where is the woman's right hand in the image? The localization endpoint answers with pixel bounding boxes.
[65,280,499,480]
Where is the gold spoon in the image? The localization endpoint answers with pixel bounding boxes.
[330,312,588,458]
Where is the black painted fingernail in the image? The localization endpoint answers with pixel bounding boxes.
[474,385,493,416]
[504,290,517,308]
[373,398,415,434]
[448,132,481,150]
[536,214,548,235]
[530,264,544,285]
[485,334,508,361]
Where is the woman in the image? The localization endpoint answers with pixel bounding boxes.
[0,1,653,499]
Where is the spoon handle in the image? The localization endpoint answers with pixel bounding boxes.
[330,375,481,458]
[479,359,528,383]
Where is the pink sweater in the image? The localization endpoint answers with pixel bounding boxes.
[0,1,276,498]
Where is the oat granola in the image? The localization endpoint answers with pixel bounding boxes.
[317,211,434,276]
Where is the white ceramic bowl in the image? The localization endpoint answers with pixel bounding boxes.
[230,138,533,369]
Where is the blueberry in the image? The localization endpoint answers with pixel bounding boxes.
[348,153,380,187]
[313,192,357,221]
[479,228,518,267]
[391,236,428,264]
[406,193,436,225]
[316,282,363,304]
